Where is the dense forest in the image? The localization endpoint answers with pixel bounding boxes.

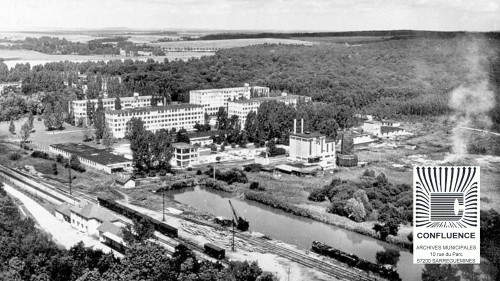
[0,182,272,281]
[1,35,499,130]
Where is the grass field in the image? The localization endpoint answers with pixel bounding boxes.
[0,49,214,69]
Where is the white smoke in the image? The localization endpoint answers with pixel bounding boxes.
[446,38,496,161]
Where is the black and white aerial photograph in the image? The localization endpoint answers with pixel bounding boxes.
[0,0,499,280]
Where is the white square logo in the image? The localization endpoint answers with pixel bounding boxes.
[413,166,480,264]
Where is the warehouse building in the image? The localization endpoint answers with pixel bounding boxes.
[49,143,132,174]
[105,104,204,139]
[189,84,269,116]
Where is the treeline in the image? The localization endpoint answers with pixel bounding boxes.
[0,36,165,56]
[197,30,500,41]
[0,182,272,281]
[1,36,499,126]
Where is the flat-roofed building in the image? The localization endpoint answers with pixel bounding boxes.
[171,142,199,168]
[49,143,132,174]
[105,104,204,139]
[70,93,154,121]
[288,119,335,164]
[227,94,311,125]
[189,84,270,116]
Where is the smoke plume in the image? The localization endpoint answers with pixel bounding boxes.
[447,37,496,159]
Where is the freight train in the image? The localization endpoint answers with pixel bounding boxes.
[97,197,178,238]
[311,241,401,281]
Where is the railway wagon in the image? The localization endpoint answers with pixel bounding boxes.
[204,243,225,259]
[97,197,178,238]
[311,241,401,281]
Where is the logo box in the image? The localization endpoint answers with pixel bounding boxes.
[413,166,480,264]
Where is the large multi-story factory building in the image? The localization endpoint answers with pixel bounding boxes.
[227,94,311,125]
[189,83,270,116]
[105,104,204,138]
[288,119,336,164]
[70,93,154,120]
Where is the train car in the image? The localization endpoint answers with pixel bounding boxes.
[311,241,401,281]
[150,218,178,238]
[204,243,225,259]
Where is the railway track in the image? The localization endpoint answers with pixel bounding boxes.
[236,233,376,281]
[1,166,378,280]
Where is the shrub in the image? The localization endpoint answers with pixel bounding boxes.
[362,169,375,177]
[344,198,366,222]
[231,143,236,148]
[210,144,217,151]
[249,181,265,191]
[187,167,193,171]
[308,188,326,202]
[9,153,22,161]
[31,150,50,159]
[327,200,349,217]
[376,249,401,265]
[243,166,252,172]
[220,145,225,152]
[196,169,202,175]
[56,154,64,163]
[407,232,413,242]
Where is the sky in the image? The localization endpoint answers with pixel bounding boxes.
[0,0,499,32]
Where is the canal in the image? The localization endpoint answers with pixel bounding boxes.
[174,186,423,280]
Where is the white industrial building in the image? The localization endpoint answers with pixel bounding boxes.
[288,119,336,164]
[227,93,311,124]
[171,142,199,168]
[362,120,405,138]
[70,93,154,121]
[49,143,133,174]
[105,104,204,139]
[189,84,269,116]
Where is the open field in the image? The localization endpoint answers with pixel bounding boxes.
[292,36,392,44]
[149,38,316,49]
[0,49,214,69]
[0,32,108,43]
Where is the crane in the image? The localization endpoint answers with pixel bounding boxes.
[228,200,249,231]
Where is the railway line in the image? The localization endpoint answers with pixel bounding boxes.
[0,165,379,280]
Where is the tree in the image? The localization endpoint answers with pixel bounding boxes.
[376,249,400,265]
[93,99,106,140]
[27,112,34,131]
[216,107,228,131]
[344,198,366,222]
[318,118,339,139]
[9,120,15,135]
[19,121,31,144]
[204,112,211,131]
[122,218,155,244]
[101,122,114,149]
[82,124,93,142]
[114,96,122,110]
[176,128,190,143]
[244,110,258,142]
[52,163,58,175]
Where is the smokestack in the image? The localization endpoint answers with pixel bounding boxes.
[294,119,297,134]
[301,119,304,134]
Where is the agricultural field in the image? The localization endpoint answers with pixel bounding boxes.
[149,38,316,49]
[0,49,214,69]
[0,31,108,43]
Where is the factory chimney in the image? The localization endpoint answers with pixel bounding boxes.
[301,119,304,134]
[294,119,297,134]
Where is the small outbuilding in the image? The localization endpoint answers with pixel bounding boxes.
[116,177,136,188]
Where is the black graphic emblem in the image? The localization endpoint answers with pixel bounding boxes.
[415,167,478,228]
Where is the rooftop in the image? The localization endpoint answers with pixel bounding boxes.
[71,201,118,223]
[106,104,203,115]
[190,85,267,93]
[73,95,152,104]
[229,95,305,104]
[187,131,219,139]
[290,132,325,139]
[97,221,123,237]
[381,126,405,134]
[55,203,72,217]
[50,143,131,166]
[172,142,195,149]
